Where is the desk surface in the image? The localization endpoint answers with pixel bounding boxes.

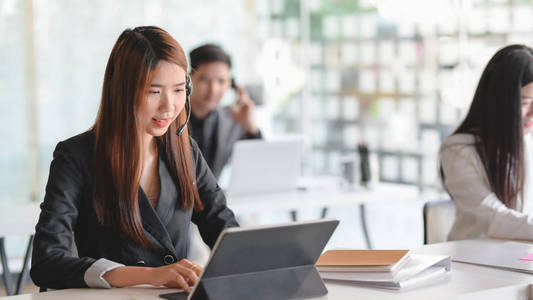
[322,240,533,299]
[4,239,533,300]
[227,182,423,215]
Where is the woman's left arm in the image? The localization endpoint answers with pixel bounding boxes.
[482,194,533,239]
[190,138,239,248]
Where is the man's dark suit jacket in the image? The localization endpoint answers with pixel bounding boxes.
[30,131,238,289]
[191,107,262,179]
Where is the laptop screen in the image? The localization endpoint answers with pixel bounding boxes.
[227,139,303,197]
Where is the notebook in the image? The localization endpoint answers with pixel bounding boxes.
[319,254,451,290]
[226,138,303,197]
[316,249,410,272]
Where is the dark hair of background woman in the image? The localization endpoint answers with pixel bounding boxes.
[452,44,533,209]
[92,26,203,247]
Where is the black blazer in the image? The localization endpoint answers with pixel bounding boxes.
[30,131,239,289]
[191,107,262,179]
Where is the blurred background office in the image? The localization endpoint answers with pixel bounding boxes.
[2,0,533,282]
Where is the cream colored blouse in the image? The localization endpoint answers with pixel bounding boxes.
[440,133,533,240]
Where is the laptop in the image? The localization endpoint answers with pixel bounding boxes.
[226,138,303,197]
[160,219,339,300]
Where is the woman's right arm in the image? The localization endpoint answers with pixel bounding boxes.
[440,144,533,240]
[103,259,201,292]
[30,141,98,288]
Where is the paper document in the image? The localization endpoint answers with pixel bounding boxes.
[450,240,533,274]
[320,254,451,290]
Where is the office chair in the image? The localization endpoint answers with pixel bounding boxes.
[0,235,34,296]
[423,197,455,244]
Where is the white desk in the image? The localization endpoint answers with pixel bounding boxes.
[227,182,421,215]
[322,239,533,299]
[5,239,533,299]
[228,182,424,249]
[0,203,41,296]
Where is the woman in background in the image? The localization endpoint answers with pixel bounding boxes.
[30,26,238,291]
[440,44,533,240]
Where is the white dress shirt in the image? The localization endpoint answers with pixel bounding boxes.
[84,258,124,288]
[440,133,533,240]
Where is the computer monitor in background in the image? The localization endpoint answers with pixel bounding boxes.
[226,138,303,197]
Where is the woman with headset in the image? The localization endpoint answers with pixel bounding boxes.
[440,44,533,240]
[30,26,238,291]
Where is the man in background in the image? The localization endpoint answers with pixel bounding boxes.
[188,44,262,179]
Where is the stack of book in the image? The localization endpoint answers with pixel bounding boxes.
[316,249,450,290]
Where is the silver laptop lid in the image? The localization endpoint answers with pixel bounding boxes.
[227,138,303,197]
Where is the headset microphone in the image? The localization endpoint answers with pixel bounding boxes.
[176,75,192,136]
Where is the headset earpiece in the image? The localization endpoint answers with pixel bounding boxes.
[177,75,192,136]
[186,75,193,97]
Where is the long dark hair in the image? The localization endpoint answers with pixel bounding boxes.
[92,26,203,247]
[453,44,533,209]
